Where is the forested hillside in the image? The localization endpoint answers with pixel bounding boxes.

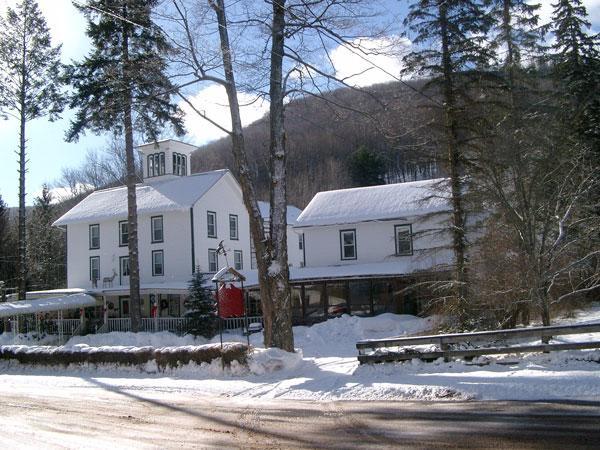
[192,80,442,207]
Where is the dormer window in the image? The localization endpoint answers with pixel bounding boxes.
[173,152,187,176]
[147,152,165,177]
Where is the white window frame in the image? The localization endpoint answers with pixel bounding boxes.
[152,250,164,276]
[207,211,217,238]
[89,224,100,249]
[147,152,165,177]
[208,248,218,272]
[340,229,357,260]
[119,220,129,247]
[89,256,100,282]
[151,216,164,243]
[229,214,238,240]
[119,256,130,285]
[172,152,187,176]
[395,224,413,256]
[234,250,243,270]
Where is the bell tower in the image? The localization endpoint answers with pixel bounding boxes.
[136,139,197,183]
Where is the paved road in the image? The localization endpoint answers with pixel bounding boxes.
[0,383,599,449]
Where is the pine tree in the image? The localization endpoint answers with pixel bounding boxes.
[402,0,494,326]
[0,0,64,299]
[348,146,386,187]
[66,0,184,332]
[27,185,64,290]
[185,272,218,339]
[550,0,600,150]
[0,194,10,284]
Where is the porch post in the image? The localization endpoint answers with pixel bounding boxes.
[369,280,374,316]
[58,310,64,344]
[345,281,351,316]
[103,296,108,324]
[154,297,158,332]
[80,307,85,335]
[321,282,328,319]
[300,285,306,323]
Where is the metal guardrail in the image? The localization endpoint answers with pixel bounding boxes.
[356,323,600,364]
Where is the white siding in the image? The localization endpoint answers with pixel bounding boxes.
[192,173,252,273]
[299,214,451,268]
[66,211,192,289]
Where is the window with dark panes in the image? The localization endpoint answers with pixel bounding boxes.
[234,250,243,270]
[152,250,164,276]
[229,214,238,240]
[395,224,413,256]
[207,211,217,238]
[89,224,100,249]
[119,220,129,246]
[340,229,356,260]
[151,216,163,243]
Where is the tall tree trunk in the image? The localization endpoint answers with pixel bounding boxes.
[122,4,141,332]
[439,3,468,313]
[267,0,294,351]
[17,27,27,301]
[211,0,293,351]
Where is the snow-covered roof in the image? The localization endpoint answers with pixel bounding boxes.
[257,201,303,225]
[53,170,229,226]
[295,178,450,227]
[0,294,98,318]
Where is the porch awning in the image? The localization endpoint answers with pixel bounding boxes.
[0,293,98,318]
[89,281,190,296]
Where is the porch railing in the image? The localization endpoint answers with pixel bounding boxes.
[141,317,190,333]
[105,318,132,333]
[7,318,82,336]
[222,316,263,330]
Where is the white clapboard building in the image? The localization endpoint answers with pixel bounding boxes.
[50,139,453,330]
[52,139,302,323]
[285,179,454,321]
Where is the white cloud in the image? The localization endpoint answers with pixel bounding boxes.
[180,84,269,145]
[330,37,410,88]
[0,0,89,61]
[32,183,91,205]
[538,0,600,30]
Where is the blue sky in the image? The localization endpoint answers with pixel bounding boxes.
[0,0,598,207]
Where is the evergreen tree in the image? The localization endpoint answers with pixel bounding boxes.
[27,185,65,290]
[0,0,64,299]
[185,272,218,339]
[66,0,184,332]
[348,146,386,187]
[0,194,10,285]
[550,0,600,150]
[402,0,494,326]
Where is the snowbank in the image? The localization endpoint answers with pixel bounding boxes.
[293,313,436,357]
[2,309,599,402]
[65,331,209,348]
[0,332,58,346]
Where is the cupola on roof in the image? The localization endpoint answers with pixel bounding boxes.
[137,139,197,182]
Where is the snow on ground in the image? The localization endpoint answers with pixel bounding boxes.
[1,308,599,402]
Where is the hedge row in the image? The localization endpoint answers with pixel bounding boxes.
[0,343,249,371]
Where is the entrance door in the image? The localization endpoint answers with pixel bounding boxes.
[119,296,130,318]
